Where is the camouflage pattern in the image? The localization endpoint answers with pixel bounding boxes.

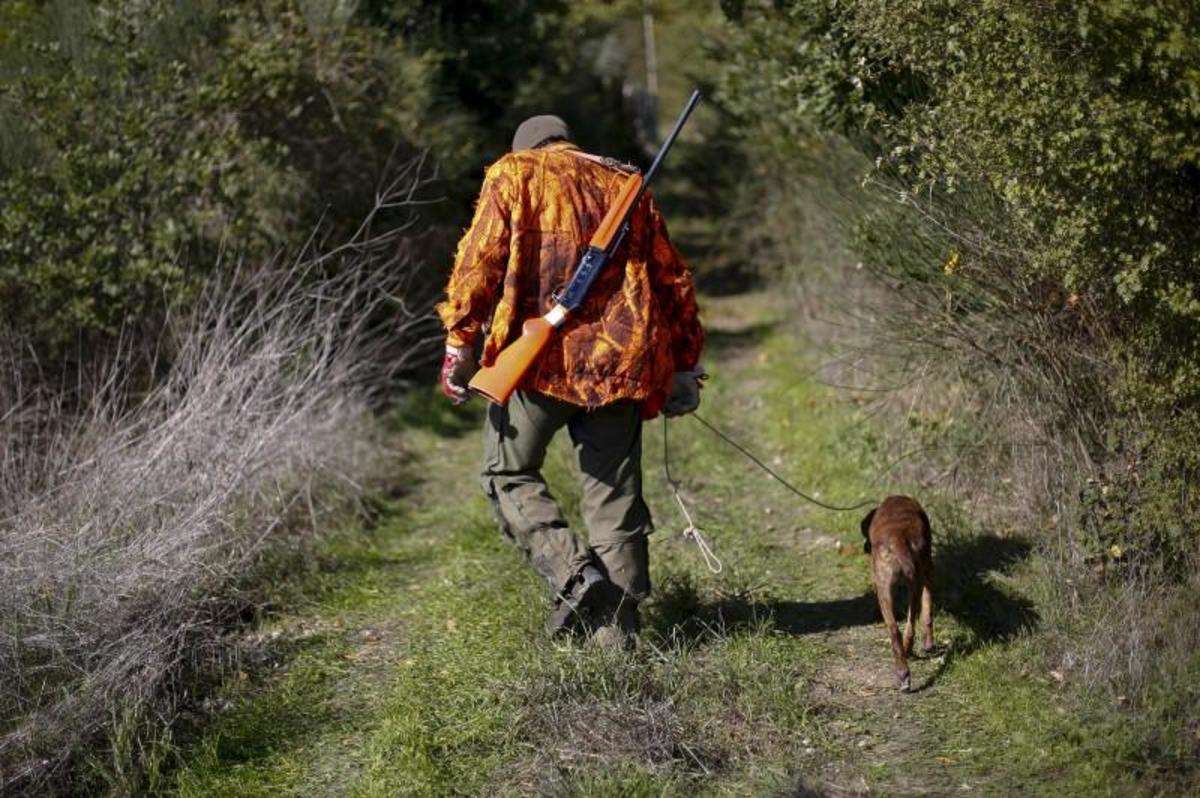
[437,142,704,419]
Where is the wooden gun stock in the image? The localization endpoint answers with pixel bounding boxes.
[467,313,560,404]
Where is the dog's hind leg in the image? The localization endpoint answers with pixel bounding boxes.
[919,558,935,653]
[902,580,919,658]
[874,564,911,691]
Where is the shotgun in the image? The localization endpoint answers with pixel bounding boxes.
[468,89,702,404]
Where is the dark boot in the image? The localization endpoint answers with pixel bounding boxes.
[546,564,611,637]
[589,598,640,651]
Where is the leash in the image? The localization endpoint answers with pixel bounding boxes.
[690,413,875,513]
[661,412,874,574]
[662,417,723,574]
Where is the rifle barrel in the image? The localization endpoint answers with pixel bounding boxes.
[642,89,701,189]
[607,89,702,257]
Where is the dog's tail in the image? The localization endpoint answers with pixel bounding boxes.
[890,540,917,583]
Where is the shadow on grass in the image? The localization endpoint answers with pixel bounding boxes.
[900,534,1037,691]
[647,574,878,643]
[934,533,1038,651]
[648,533,1038,672]
[702,320,779,362]
[385,386,483,439]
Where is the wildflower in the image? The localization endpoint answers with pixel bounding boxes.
[943,249,961,275]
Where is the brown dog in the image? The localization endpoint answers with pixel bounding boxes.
[861,495,934,691]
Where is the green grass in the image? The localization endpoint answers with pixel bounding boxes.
[169,291,1163,796]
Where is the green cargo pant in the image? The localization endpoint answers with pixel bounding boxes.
[481,391,653,601]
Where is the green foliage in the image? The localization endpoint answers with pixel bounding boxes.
[0,0,640,355]
[715,0,923,156]
[847,0,1200,407]
[722,0,1200,372]
[360,0,644,191]
[717,0,1200,570]
[0,1,438,349]
[2,21,199,344]
[1078,412,1200,575]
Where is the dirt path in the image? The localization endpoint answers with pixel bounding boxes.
[171,290,1064,796]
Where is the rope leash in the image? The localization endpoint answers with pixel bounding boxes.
[691,413,875,513]
[662,417,723,574]
[661,412,874,574]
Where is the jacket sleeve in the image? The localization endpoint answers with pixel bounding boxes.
[436,162,514,348]
[646,196,704,370]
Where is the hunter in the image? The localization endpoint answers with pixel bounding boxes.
[436,114,704,648]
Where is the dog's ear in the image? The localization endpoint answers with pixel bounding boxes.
[860,508,876,553]
[860,508,876,538]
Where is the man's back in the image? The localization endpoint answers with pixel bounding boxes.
[438,140,702,416]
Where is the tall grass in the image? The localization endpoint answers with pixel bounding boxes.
[0,166,436,793]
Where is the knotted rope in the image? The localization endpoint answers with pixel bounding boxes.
[662,417,723,574]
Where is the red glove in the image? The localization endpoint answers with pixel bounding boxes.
[440,345,477,403]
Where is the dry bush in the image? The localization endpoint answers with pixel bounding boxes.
[0,163,437,793]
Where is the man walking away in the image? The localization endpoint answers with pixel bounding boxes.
[437,113,704,649]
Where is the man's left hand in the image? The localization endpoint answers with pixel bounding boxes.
[664,366,707,417]
[441,344,478,404]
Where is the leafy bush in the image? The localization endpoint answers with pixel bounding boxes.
[0,0,646,359]
[0,3,651,789]
[0,1,454,353]
[715,13,1200,778]
[717,0,1200,572]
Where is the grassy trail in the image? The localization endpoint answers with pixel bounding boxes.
[172,291,1126,796]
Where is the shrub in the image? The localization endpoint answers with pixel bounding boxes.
[717,0,1200,571]
[714,7,1200,755]
[0,2,647,788]
[0,0,644,359]
[0,177,427,793]
[0,1,451,354]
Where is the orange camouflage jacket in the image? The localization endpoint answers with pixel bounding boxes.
[437,141,703,417]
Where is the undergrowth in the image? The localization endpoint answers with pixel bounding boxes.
[0,192,428,793]
[167,292,1183,796]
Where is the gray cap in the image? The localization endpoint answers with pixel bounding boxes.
[511,115,571,151]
